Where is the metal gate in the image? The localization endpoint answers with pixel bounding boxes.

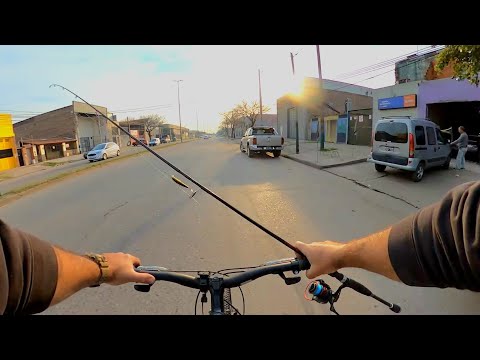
[80,137,91,153]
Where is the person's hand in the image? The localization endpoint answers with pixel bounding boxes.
[295,241,345,279]
[102,253,155,285]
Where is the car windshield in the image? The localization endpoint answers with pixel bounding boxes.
[91,144,106,150]
[252,128,276,135]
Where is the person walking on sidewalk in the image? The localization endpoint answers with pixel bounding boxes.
[451,126,469,170]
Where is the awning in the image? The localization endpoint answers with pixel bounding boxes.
[21,137,76,145]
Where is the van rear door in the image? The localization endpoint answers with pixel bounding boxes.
[373,120,409,165]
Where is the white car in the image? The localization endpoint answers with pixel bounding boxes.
[149,138,160,146]
[87,142,120,162]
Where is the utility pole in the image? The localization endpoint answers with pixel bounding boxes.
[316,45,325,151]
[258,69,263,124]
[290,51,299,154]
[174,80,183,143]
[196,110,199,137]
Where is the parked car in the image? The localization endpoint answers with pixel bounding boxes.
[86,142,120,162]
[240,126,284,158]
[367,117,451,182]
[132,138,147,146]
[202,134,210,139]
[160,135,171,143]
[149,138,160,146]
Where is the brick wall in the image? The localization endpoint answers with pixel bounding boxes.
[13,106,76,146]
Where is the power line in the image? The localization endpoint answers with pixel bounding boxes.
[111,103,173,112]
[331,51,440,92]
[335,45,444,80]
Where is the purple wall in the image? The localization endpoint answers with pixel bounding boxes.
[418,78,480,117]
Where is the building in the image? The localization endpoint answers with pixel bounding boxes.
[277,78,373,145]
[14,101,117,163]
[373,50,480,161]
[0,114,19,171]
[159,124,189,140]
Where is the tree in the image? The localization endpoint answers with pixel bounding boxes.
[235,100,271,127]
[220,108,243,138]
[139,114,166,139]
[436,45,480,86]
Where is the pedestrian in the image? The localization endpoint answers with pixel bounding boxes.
[450,126,469,170]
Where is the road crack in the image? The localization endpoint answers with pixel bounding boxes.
[322,170,420,209]
[104,201,129,218]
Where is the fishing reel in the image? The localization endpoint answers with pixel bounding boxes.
[304,272,401,315]
[304,279,340,315]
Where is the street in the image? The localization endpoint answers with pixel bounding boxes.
[1,138,479,315]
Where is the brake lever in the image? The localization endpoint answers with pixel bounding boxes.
[278,272,301,285]
[134,284,153,292]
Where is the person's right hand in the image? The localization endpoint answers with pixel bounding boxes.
[295,241,345,279]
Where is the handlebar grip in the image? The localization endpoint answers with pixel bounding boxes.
[296,258,311,271]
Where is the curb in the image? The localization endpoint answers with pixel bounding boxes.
[0,140,196,203]
[281,154,367,170]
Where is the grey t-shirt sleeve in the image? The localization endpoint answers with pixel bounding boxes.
[388,181,480,291]
[451,133,468,147]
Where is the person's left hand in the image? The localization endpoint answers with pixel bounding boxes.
[102,253,155,285]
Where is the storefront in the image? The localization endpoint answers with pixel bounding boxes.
[372,81,420,128]
[0,114,19,171]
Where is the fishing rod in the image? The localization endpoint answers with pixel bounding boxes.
[50,84,402,313]
[50,84,298,253]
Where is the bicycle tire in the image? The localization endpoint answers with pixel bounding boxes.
[223,288,232,315]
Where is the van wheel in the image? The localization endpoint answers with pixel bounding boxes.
[412,163,425,182]
[240,143,245,153]
[247,144,253,158]
[273,150,281,158]
[375,164,386,172]
[442,156,451,169]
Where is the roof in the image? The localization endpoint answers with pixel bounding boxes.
[20,137,76,145]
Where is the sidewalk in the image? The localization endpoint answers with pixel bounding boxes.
[282,139,370,169]
[0,140,192,196]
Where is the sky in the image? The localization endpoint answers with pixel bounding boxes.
[1,45,434,132]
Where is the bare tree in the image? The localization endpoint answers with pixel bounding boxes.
[235,100,271,127]
[221,108,243,139]
[139,114,166,139]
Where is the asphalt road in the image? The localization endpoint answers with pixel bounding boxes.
[1,138,479,315]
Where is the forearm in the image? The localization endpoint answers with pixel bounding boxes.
[339,227,400,282]
[50,247,100,306]
[387,181,480,290]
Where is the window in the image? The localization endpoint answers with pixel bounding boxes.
[415,126,426,145]
[0,149,13,159]
[374,122,408,143]
[426,127,436,145]
[252,128,276,135]
[435,128,446,145]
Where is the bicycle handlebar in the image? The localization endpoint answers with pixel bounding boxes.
[135,257,310,289]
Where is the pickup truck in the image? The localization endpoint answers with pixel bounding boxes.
[240,126,284,158]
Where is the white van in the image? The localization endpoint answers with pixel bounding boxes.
[368,117,451,182]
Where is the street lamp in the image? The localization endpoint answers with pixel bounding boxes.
[173,80,183,143]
